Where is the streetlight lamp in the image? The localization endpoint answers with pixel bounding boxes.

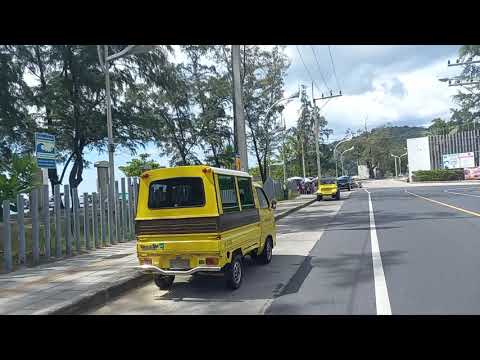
[334,136,353,178]
[390,153,399,177]
[97,45,158,243]
[391,152,408,177]
[340,146,354,176]
[398,152,407,176]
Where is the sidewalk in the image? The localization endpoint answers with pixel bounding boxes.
[0,195,315,315]
[274,195,316,220]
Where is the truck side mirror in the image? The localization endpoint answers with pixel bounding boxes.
[271,199,277,209]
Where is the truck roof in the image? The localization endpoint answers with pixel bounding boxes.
[142,165,252,178]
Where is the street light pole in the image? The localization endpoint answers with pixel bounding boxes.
[340,146,354,176]
[103,45,115,208]
[333,137,353,178]
[399,152,407,176]
[390,154,399,177]
[97,45,157,243]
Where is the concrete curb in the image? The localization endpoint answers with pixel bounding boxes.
[39,271,151,315]
[274,198,316,221]
[42,198,316,315]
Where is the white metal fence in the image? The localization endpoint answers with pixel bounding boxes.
[1,177,139,273]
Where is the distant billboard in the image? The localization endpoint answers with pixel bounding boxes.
[442,152,475,169]
[407,136,431,181]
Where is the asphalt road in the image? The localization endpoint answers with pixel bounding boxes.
[90,182,480,315]
[89,192,350,314]
[268,183,480,314]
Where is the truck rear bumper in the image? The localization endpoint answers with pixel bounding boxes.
[134,264,222,276]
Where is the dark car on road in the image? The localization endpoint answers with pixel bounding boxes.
[337,176,353,191]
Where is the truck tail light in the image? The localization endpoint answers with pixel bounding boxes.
[206,257,218,265]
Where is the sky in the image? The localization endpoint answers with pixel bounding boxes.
[43,45,463,194]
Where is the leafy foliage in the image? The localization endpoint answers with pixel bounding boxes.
[118,153,161,177]
[0,154,39,204]
[343,126,426,177]
[412,169,464,182]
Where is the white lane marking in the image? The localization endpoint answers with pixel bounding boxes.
[444,189,480,198]
[364,189,392,315]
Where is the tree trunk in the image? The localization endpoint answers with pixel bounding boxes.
[33,45,61,194]
[211,144,220,168]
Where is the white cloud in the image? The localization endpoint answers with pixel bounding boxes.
[282,49,460,140]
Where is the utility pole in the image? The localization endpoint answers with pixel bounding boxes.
[232,45,248,172]
[315,116,321,180]
[301,140,306,179]
[282,112,287,185]
[312,82,321,180]
[312,84,342,178]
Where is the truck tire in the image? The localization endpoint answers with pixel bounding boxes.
[317,194,323,201]
[154,275,175,290]
[225,253,244,290]
[335,191,340,200]
[256,237,273,265]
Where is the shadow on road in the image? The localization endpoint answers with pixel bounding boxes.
[153,254,308,302]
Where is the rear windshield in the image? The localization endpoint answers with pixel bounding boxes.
[148,177,205,209]
[320,179,336,185]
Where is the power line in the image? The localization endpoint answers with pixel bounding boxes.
[310,46,331,93]
[328,45,341,92]
[295,45,322,95]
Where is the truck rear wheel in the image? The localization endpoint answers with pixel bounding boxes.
[335,191,340,200]
[154,275,175,290]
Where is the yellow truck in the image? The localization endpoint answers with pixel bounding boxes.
[134,165,277,290]
[316,177,341,201]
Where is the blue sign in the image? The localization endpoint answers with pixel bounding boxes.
[35,132,56,169]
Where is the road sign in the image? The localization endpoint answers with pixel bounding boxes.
[35,132,56,169]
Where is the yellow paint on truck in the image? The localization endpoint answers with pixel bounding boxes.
[134,165,277,289]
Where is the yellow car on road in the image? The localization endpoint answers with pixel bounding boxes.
[134,165,277,290]
[317,177,340,201]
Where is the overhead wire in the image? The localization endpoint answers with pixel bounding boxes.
[327,45,341,92]
[295,45,322,95]
[310,46,331,94]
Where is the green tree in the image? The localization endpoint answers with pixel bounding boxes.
[0,46,34,162]
[8,45,173,194]
[181,46,235,168]
[208,45,291,180]
[0,154,40,220]
[118,153,161,177]
[450,45,480,130]
[289,85,333,178]
[427,117,454,135]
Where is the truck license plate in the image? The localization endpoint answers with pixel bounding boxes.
[169,258,189,269]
